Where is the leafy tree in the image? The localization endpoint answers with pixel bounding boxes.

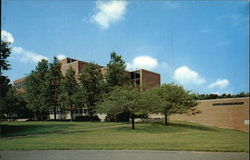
[78,62,104,121]
[151,83,199,125]
[59,67,78,121]
[0,86,22,119]
[97,85,159,129]
[44,57,63,120]
[236,92,250,97]
[0,76,11,98]
[0,40,11,76]
[106,52,128,89]
[25,59,49,120]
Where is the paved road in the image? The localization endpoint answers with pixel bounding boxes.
[0,150,249,160]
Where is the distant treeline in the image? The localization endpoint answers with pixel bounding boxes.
[196,92,250,100]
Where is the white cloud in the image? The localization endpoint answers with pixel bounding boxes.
[208,79,229,88]
[1,30,14,43]
[174,66,206,85]
[12,47,48,63]
[126,56,159,71]
[56,54,66,60]
[91,0,127,29]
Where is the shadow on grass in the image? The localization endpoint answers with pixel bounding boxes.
[164,122,218,132]
[111,121,218,133]
[0,123,76,137]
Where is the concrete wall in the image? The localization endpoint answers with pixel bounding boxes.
[169,97,249,132]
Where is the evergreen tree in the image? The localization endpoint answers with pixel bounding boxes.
[79,62,104,121]
[0,40,12,123]
[59,67,78,121]
[25,59,49,120]
[44,57,63,120]
[106,52,128,89]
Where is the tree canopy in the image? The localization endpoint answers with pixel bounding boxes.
[25,59,49,120]
[59,66,78,121]
[106,52,128,88]
[78,62,104,121]
[97,85,159,129]
[43,57,63,120]
[151,83,199,125]
[0,40,11,76]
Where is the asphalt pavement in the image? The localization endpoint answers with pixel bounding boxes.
[0,150,249,160]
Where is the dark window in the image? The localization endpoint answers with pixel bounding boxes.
[67,59,76,63]
[213,102,244,106]
[130,72,140,79]
[83,109,88,114]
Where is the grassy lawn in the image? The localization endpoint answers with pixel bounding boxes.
[0,121,248,152]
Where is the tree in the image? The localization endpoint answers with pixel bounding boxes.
[151,83,199,125]
[25,59,49,120]
[0,40,12,98]
[78,62,104,121]
[106,52,128,89]
[97,85,159,129]
[0,76,11,98]
[0,40,11,76]
[44,57,63,120]
[0,86,23,120]
[59,67,78,121]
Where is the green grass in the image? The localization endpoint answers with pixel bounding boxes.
[0,121,248,152]
[0,121,123,137]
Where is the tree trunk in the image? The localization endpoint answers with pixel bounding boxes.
[90,112,93,122]
[34,111,37,120]
[164,108,168,125]
[70,109,73,122]
[53,107,57,120]
[0,119,2,138]
[131,114,135,129]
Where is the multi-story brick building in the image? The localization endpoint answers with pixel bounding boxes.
[14,57,161,90]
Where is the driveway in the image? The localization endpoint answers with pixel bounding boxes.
[0,150,249,160]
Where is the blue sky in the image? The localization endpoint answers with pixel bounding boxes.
[2,0,249,94]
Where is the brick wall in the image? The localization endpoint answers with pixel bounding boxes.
[140,69,160,89]
[169,97,249,132]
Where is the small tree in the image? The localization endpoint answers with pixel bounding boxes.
[151,83,199,125]
[78,62,104,121]
[97,85,159,129]
[59,67,78,121]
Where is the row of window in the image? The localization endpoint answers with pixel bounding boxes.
[213,102,244,106]
[49,109,88,114]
